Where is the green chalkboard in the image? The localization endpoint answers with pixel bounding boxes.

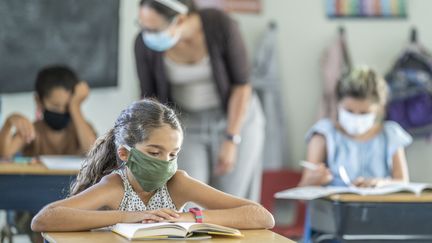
[0,0,120,93]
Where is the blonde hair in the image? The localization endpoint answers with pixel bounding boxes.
[336,65,388,106]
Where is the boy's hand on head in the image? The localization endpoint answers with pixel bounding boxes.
[215,141,237,176]
[7,114,35,144]
[70,81,89,107]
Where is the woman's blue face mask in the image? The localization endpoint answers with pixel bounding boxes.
[141,18,180,52]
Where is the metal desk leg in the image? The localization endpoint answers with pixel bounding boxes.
[303,202,312,243]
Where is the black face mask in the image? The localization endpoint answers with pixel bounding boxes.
[43,110,71,130]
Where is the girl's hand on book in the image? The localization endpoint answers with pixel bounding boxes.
[140,209,180,224]
[353,177,381,187]
[164,212,195,223]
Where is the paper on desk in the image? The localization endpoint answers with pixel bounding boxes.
[275,183,432,200]
[40,155,84,170]
[275,186,351,200]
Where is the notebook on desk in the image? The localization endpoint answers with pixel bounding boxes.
[39,155,84,170]
[275,183,432,200]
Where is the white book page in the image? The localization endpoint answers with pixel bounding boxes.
[275,186,353,200]
[169,222,197,231]
[350,186,406,196]
[113,222,191,239]
[402,182,432,195]
[40,155,84,170]
[113,223,146,238]
[114,222,195,232]
[275,183,432,201]
[369,182,432,196]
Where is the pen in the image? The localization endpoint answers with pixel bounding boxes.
[338,165,354,187]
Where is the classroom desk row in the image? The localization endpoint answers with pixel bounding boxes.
[0,162,294,243]
[42,191,432,243]
[0,162,77,213]
[4,162,432,242]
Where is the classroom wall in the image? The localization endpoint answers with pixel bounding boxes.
[232,0,432,183]
[1,0,432,182]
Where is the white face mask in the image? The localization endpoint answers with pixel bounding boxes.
[141,17,181,52]
[338,107,376,136]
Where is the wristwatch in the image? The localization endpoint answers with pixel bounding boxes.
[189,207,203,223]
[225,133,242,145]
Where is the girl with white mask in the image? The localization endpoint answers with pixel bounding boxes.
[299,66,412,188]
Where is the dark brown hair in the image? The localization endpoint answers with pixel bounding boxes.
[35,65,79,100]
[70,99,182,196]
[139,0,197,22]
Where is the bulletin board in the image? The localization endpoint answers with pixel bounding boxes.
[325,0,407,18]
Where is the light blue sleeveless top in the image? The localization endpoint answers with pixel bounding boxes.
[306,119,413,186]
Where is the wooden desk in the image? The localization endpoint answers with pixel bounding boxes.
[0,162,77,175]
[42,230,295,243]
[0,162,77,213]
[310,193,432,242]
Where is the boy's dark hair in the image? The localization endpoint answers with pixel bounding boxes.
[35,65,79,100]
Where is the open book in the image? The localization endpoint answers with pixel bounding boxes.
[112,222,243,240]
[275,183,432,200]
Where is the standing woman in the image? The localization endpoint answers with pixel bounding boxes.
[135,0,265,201]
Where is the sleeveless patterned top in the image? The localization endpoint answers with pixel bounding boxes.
[113,169,177,212]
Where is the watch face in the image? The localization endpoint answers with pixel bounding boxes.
[232,135,241,144]
[226,134,241,144]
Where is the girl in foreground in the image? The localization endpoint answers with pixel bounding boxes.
[31,99,274,232]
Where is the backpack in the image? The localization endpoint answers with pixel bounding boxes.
[386,43,432,136]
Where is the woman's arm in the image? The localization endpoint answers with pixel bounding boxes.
[31,174,178,232]
[68,82,97,154]
[225,85,251,137]
[215,84,251,175]
[298,134,333,186]
[215,12,253,175]
[168,171,275,229]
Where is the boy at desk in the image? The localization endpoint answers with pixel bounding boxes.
[0,65,96,159]
[0,65,96,243]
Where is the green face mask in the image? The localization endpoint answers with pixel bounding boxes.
[123,145,177,192]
